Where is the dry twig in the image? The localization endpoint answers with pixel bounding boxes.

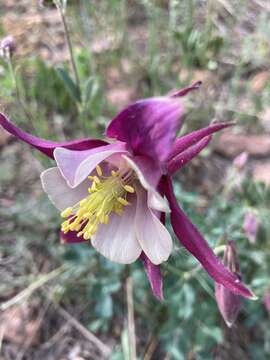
[51,301,111,358]
[126,276,137,360]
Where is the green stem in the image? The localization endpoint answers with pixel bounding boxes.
[55,1,81,92]
[187,0,194,30]
[7,55,34,127]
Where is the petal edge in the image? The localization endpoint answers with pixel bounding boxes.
[0,113,106,159]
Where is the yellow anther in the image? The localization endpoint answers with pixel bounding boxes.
[69,218,81,231]
[61,219,70,228]
[117,197,129,206]
[83,232,91,240]
[115,208,123,216]
[61,167,136,239]
[100,214,109,224]
[93,175,100,184]
[83,212,91,219]
[96,165,103,177]
[124,185,135,193]
[89,180,98,193]
[69,223,77,231]
[88,175,95,180]
[80,199,88,206]
[77,208,86,217]
[61,207,73,218]
[96,211,103,219]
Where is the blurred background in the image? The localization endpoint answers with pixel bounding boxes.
[0,0,270,359]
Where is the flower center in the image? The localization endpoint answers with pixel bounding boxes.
[60,165,135,240]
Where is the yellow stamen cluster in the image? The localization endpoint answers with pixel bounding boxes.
[61,166,135,240]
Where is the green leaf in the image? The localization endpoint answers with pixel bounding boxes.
[56,67,81,103]
[83,76,100,104]
[95,294,113,319]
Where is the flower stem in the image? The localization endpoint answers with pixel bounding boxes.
[55,0,81,92]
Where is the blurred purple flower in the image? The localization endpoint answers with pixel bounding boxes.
[243,212,259,244]
[215,241,242,327]
[233,151,249,170]
[0,36,15,58]
[263,291,270,313]
[0,82,255,301]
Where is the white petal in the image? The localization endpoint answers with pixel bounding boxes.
[123,155,170,213]
[54,143,127,188]
[147,191,170,213]
[135,186,172,265]
[91,200,141,264]
[40,167,89,211]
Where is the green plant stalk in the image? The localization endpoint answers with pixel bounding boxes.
[55,1,81,92]
[7,55,34,127]
[187,0,194,31]
[202,0,214,56]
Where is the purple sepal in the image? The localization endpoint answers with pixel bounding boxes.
[170,81,202,98]
[168,122,233,160]
[0,113,106,159]
[60,230,84,244]
[140,252,164,301]
[106,98,183,164]
[215,241,241,327]
[162,176,256,299]
[168,136,211,175]
[215,283,241,327]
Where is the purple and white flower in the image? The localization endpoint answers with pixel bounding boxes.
[0,82,255,300]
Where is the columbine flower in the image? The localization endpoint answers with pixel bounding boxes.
[0,82,255,300]
[215,241,242,327]
[0,36,15,59]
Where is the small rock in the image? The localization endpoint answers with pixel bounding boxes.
[0,127,12,147]
[253,162,270,185]
[107,87,134,108]
[215,133,270,157]
[251,71,270,93]
[259,108,270,132]
[0,303,41,345]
